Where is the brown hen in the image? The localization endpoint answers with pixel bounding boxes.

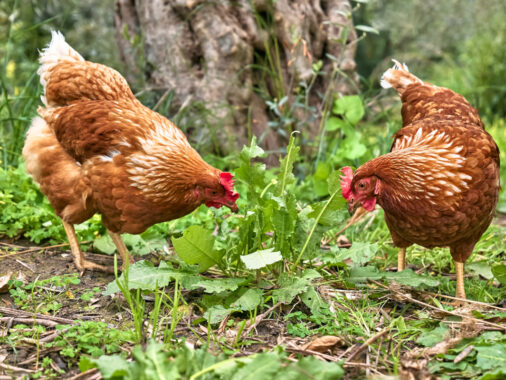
[340,61,500,300]
[22,31,239,273]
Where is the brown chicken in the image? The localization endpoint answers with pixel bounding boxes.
[22,31,239,273]
[340,61,500,300]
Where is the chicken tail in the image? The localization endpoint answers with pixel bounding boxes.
[380,60,425,96]
[38,31,84,104]
[38,31,136,107]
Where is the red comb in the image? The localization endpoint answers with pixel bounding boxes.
[220,172,239,203]
[340,166,354,200]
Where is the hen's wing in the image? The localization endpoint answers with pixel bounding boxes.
[39,31,136,107]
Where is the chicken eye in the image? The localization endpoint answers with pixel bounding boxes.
[358,182,366,189]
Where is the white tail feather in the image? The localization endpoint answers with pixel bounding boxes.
[38,31,84,104]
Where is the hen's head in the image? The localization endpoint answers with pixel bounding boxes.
[196,172,239,212]
[340,166,380,214]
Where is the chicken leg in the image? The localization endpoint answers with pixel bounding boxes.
[108,230,134,271]
[454,261,466,300]
[62,220,113,274]
[397,248,406,271]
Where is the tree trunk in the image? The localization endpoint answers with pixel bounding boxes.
[114,0,358,155]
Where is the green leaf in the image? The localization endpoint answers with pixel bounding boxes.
[327,170,343,193]
[288,356,344,380]
[300,287,329,317]
[355,24,380,34]
[230,288,263,311]
[241,248,283,270]
[276,134,299,195]
[325,117,349,132]
[273,275,310,304]
[171,226,223,272]
[103,261,190,295]
[326,242,378,265]
[205,305,234,324]
[416,325,449,347]
[480,368,506,380]
[491,264,506,285]
[123,233,167,256]
[467,262,494,280]
[185,277,246,293]
[130,341,179,379]
[475,344,506,370]
[93,235,116,255]
[240,136,267,161]
[82,355,130,379]
[232,353,282,380]
[332,95,364,125]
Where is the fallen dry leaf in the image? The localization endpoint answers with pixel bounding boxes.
[0,271,13,294]
[300,335,344,353]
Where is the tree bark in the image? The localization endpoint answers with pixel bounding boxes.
[114,0,358,154]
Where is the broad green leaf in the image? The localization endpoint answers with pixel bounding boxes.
[491,264,506,285]
[273,275,310,304]
[339,137,367,160]
[241,248,283,270]
[185,277,246,293]
[312,161,331,197]
[467,262,494,280]
[171,225,222,272]
[205,305,234,324]
[480,369,506,380]
[325,116,349,132]
[327,170,343,193]
[103,261,190,295]
[308,195,347,226]
[232,353,282,380]
[80,355,130,379]
[230,288,263,311]
[286,356,344,380]
[475,344,506,370]
[130,341,179,379]
[384,269,439,287]
[272,209,296,256]
[332,95,364,125]
[240,136,267,161]
[326,242,378,265]
[300,287,329,317]
[416,325,449,347]
[93,235,116,255]
[123,234,167,256]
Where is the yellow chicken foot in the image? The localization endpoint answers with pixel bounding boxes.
[454,260,466,301]
[397,247,406,271]
[61,220,113,274]
[108,230,134,271]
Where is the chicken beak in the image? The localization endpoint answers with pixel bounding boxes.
[348,199,359,216]
[227,203,239,213]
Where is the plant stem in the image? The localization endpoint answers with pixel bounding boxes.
[291,188,340,272]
